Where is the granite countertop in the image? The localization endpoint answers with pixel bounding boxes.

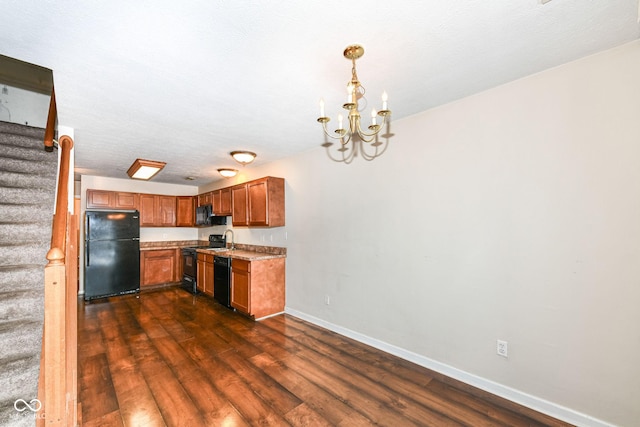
[140,241,286,261]
[139,240,204,251]
[194,247,285,261]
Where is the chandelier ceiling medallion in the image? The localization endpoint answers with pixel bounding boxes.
[317,44,391,163]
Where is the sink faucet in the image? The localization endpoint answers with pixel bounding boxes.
[223,229,235,250]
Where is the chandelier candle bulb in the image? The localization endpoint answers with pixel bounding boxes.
[337,114,343,130]
[382,91,388,110]
[371,109,377,125]
[349,83,357,104]
[320,98,325,117]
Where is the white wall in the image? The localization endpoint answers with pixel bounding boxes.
[225,41,640,426]
[0,84,49,128]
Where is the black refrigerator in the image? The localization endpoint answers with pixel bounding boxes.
[84,210,140,300]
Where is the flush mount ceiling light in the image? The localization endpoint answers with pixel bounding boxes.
[230,151,256,165]
[126,158,166,180]
[317,44,392,164]
[217,168,238,178]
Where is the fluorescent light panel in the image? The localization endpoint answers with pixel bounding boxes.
[127,158,166,180]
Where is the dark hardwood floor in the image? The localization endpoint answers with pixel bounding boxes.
[78,287,571,426]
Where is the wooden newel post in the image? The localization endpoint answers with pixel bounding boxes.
[44,247,67,425]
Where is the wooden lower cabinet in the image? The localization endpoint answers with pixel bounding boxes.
[231,257,285,319]
[140,249,181,287]
[196,253,214,296]
[231,259,250,313]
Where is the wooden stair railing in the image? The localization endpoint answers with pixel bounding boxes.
[38,132,79,426]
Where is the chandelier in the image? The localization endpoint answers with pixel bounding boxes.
[317,44,391,163]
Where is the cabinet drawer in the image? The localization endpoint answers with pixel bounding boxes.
[197,253,213,263]
[232,258,250,273]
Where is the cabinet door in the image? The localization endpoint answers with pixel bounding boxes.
[212,190,221,215]
[113,192,138,210]
[204,258,214,296]
[176,196,195,227]
[248,179,269,226]
[175,248,183,282]
[139,194,157,226]
[86,190,113,209]
[198,192,212,207]
[231,259,250,313]
[219,187,232,216]
[231,184,248,226]
[141,249,176,286]
[196,254,206,293]
[158,196,176,226]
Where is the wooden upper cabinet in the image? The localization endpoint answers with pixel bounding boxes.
[157,195,176,226]
[248,177,285,227]
[231,184,248,226]
[86,176,283,228]
[139,194,157,226]
[87,189,138,210]
[139,194,176,227]
[197,192,212,207]
[212,188,232,216]
[176,196,195,227]
[212,190,221,214]
[219,187,232,216]
[231,177,284,227]
[113,192,138,210]
[86,189,112,209]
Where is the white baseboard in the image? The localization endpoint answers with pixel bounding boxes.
[284,307,613,427]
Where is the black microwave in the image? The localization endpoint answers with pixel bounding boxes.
[195,205,227,226]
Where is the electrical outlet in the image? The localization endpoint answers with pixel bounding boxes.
[324,295,330,305]
[497,340,508,358]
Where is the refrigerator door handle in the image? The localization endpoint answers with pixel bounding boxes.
[86,241,90,266]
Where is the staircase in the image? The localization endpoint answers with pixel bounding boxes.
[0,120,57,426]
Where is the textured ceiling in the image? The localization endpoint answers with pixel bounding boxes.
[1,0,639,185]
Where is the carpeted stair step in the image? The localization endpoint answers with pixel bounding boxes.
[0,202,46,224]
[0,140,53,160]
[0,319,43,407]
[0,121,47,141]
[0,265,45,293]
[0,157,57,178]
[0,289,43,321]
[0,221,52,242]
[0,120,56,424]
[0,319,42,363]
[0,169,57,191]
[0,243,49,267]
[0,186,57,210]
